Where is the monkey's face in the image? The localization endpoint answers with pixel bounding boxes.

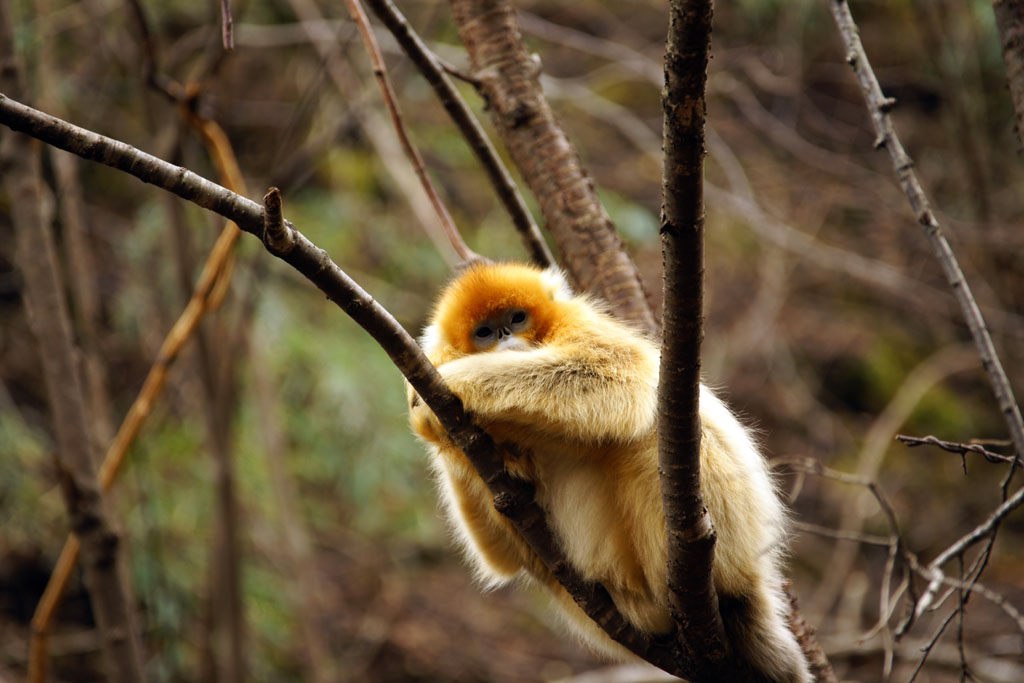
[431,262,561,356]
[470,307,533,352]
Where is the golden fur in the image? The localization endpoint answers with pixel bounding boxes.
[409,262,810,683]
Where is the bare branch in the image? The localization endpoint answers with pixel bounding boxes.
[363,0,554,268]
[220,0,234,50]
[658,0,729,678]
[448,0,657,331]
[912,483,1024,618]
[896,434,1021,468]
[342,0,477,262]
[785,586,839,683]
[778,454,1024,661]
[827,0,1024,470]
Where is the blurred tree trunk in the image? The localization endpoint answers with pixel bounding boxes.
[0,2,145,679]
[993,0,1024,149]
[448,0,658,333]
[169,212,247,683]
[35,0,116,453]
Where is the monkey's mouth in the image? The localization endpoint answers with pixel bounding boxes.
[495,337,531,352]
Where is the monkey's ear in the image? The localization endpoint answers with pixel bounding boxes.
[539,266,574,301]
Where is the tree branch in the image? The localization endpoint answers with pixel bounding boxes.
[0,95,690,677]
[896,434,1021,468]
[363,0,554,268]
[447,0,658,331]
[343,0,477,262]
[828,0,1024,473]
[658,0,729,679]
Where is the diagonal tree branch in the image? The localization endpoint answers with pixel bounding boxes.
[0,96,697,677]
[343,0,477,262]
[447,0,658,331]
[828,0,1024,471]
[363,0,554,268]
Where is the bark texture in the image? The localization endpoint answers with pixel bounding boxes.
[0,3,145,678]
[993,0,1024,149]
[448,0,658,332]
[658,0,730,678]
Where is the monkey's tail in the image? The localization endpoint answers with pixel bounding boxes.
[719,589,812,683]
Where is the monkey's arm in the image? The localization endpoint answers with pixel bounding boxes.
[432,340,657,443]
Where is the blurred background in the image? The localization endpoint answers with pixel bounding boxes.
[2,0,1023,681]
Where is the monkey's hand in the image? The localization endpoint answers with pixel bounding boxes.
[408,390,448,445]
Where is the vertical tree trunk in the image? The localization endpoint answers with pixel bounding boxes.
[0,3,145,678]
[659,1,729,679]
[993,0,1024,149]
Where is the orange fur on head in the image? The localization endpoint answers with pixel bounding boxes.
[431,262,563,357]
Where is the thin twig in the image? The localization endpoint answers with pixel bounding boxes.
[792,520,892,547]
[896,434,1021,467]
[778,453,1024,662]
[912,483,1024,618]
[902,552,1024,635]
[434,54,480,86]
[220,0,234,50]
[342,0,477,262]
[363,0,554,268]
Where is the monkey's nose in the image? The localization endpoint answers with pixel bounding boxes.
[497,326,511,339]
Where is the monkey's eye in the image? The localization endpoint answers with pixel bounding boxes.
[473,324,495,341]
[507,309,530,331]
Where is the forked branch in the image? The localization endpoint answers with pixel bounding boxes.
[828,0,1024,466]
[448,0,657,331]
[0,95,695,678]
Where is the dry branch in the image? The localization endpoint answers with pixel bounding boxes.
[896,434,1021,468]
[363,0,554,268]
[343,0,476,262]
[0,95,690,677]
[828,2,1024,654]
[448,0,658,331]
[220,0,235,50]
[283,0,456,262]
[828,0,1024,468]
